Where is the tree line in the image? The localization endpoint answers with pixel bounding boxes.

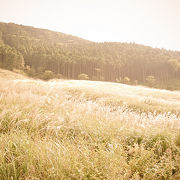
[0,22,180,86]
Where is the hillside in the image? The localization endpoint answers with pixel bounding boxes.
[0,22,180,90]
[0,68,27,80]
[0,69,180,179]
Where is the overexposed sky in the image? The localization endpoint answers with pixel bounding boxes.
[0,0,180,51]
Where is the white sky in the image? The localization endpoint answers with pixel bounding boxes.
[0,0,180,51]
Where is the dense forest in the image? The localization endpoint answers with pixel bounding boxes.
[0,22,180,87]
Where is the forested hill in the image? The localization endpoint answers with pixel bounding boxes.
[0,22,180,88]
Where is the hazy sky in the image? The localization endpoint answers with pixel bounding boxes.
[0,0,180,51]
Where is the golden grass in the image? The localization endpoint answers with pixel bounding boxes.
[0,69,180,179]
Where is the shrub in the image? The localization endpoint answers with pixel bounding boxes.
[146,76,156,87]
[39,70,55,80]
[78,73,89,80]
[116,77,122,83]
[123,77,130,84]
[134,80,138,85]
[55,73,64,79]
[26,67,36,77]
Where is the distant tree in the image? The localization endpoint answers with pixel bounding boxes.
[92,76,98,81]
[168,59,180,77]
[146,76,156,87]
[0,44,24,70]
[56,73,64,79]
[25,67,36,77]
[123,77,130,84]
[116,77,122,83]
[40,70,54,80]
[134,80,138,85]
[78,73,89,80]
[95,68,101,80]
[168,59,180,72]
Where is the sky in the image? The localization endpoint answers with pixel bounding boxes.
[0,0,180,51]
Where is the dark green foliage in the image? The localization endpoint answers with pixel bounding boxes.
[0,22,180,86]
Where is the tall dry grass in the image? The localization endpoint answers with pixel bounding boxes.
[0,69,180,179]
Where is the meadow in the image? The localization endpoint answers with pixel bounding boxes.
[0,68,180,179]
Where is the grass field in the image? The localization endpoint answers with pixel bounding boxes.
[0,68,180,179]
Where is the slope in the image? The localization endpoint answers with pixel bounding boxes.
[0,69,180,179]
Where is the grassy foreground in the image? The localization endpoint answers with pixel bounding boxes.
[0,69,180,179]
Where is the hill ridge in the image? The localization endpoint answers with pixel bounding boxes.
[0,22,180,90]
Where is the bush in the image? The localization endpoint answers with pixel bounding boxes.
[134,80,138,85]
[39,70,55,80]
[78,73,89,80]
[116,77,122,83]
[26,67,36,77]
[55,73,64,79]
[123,77,130,84]
[146,76,156,87]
